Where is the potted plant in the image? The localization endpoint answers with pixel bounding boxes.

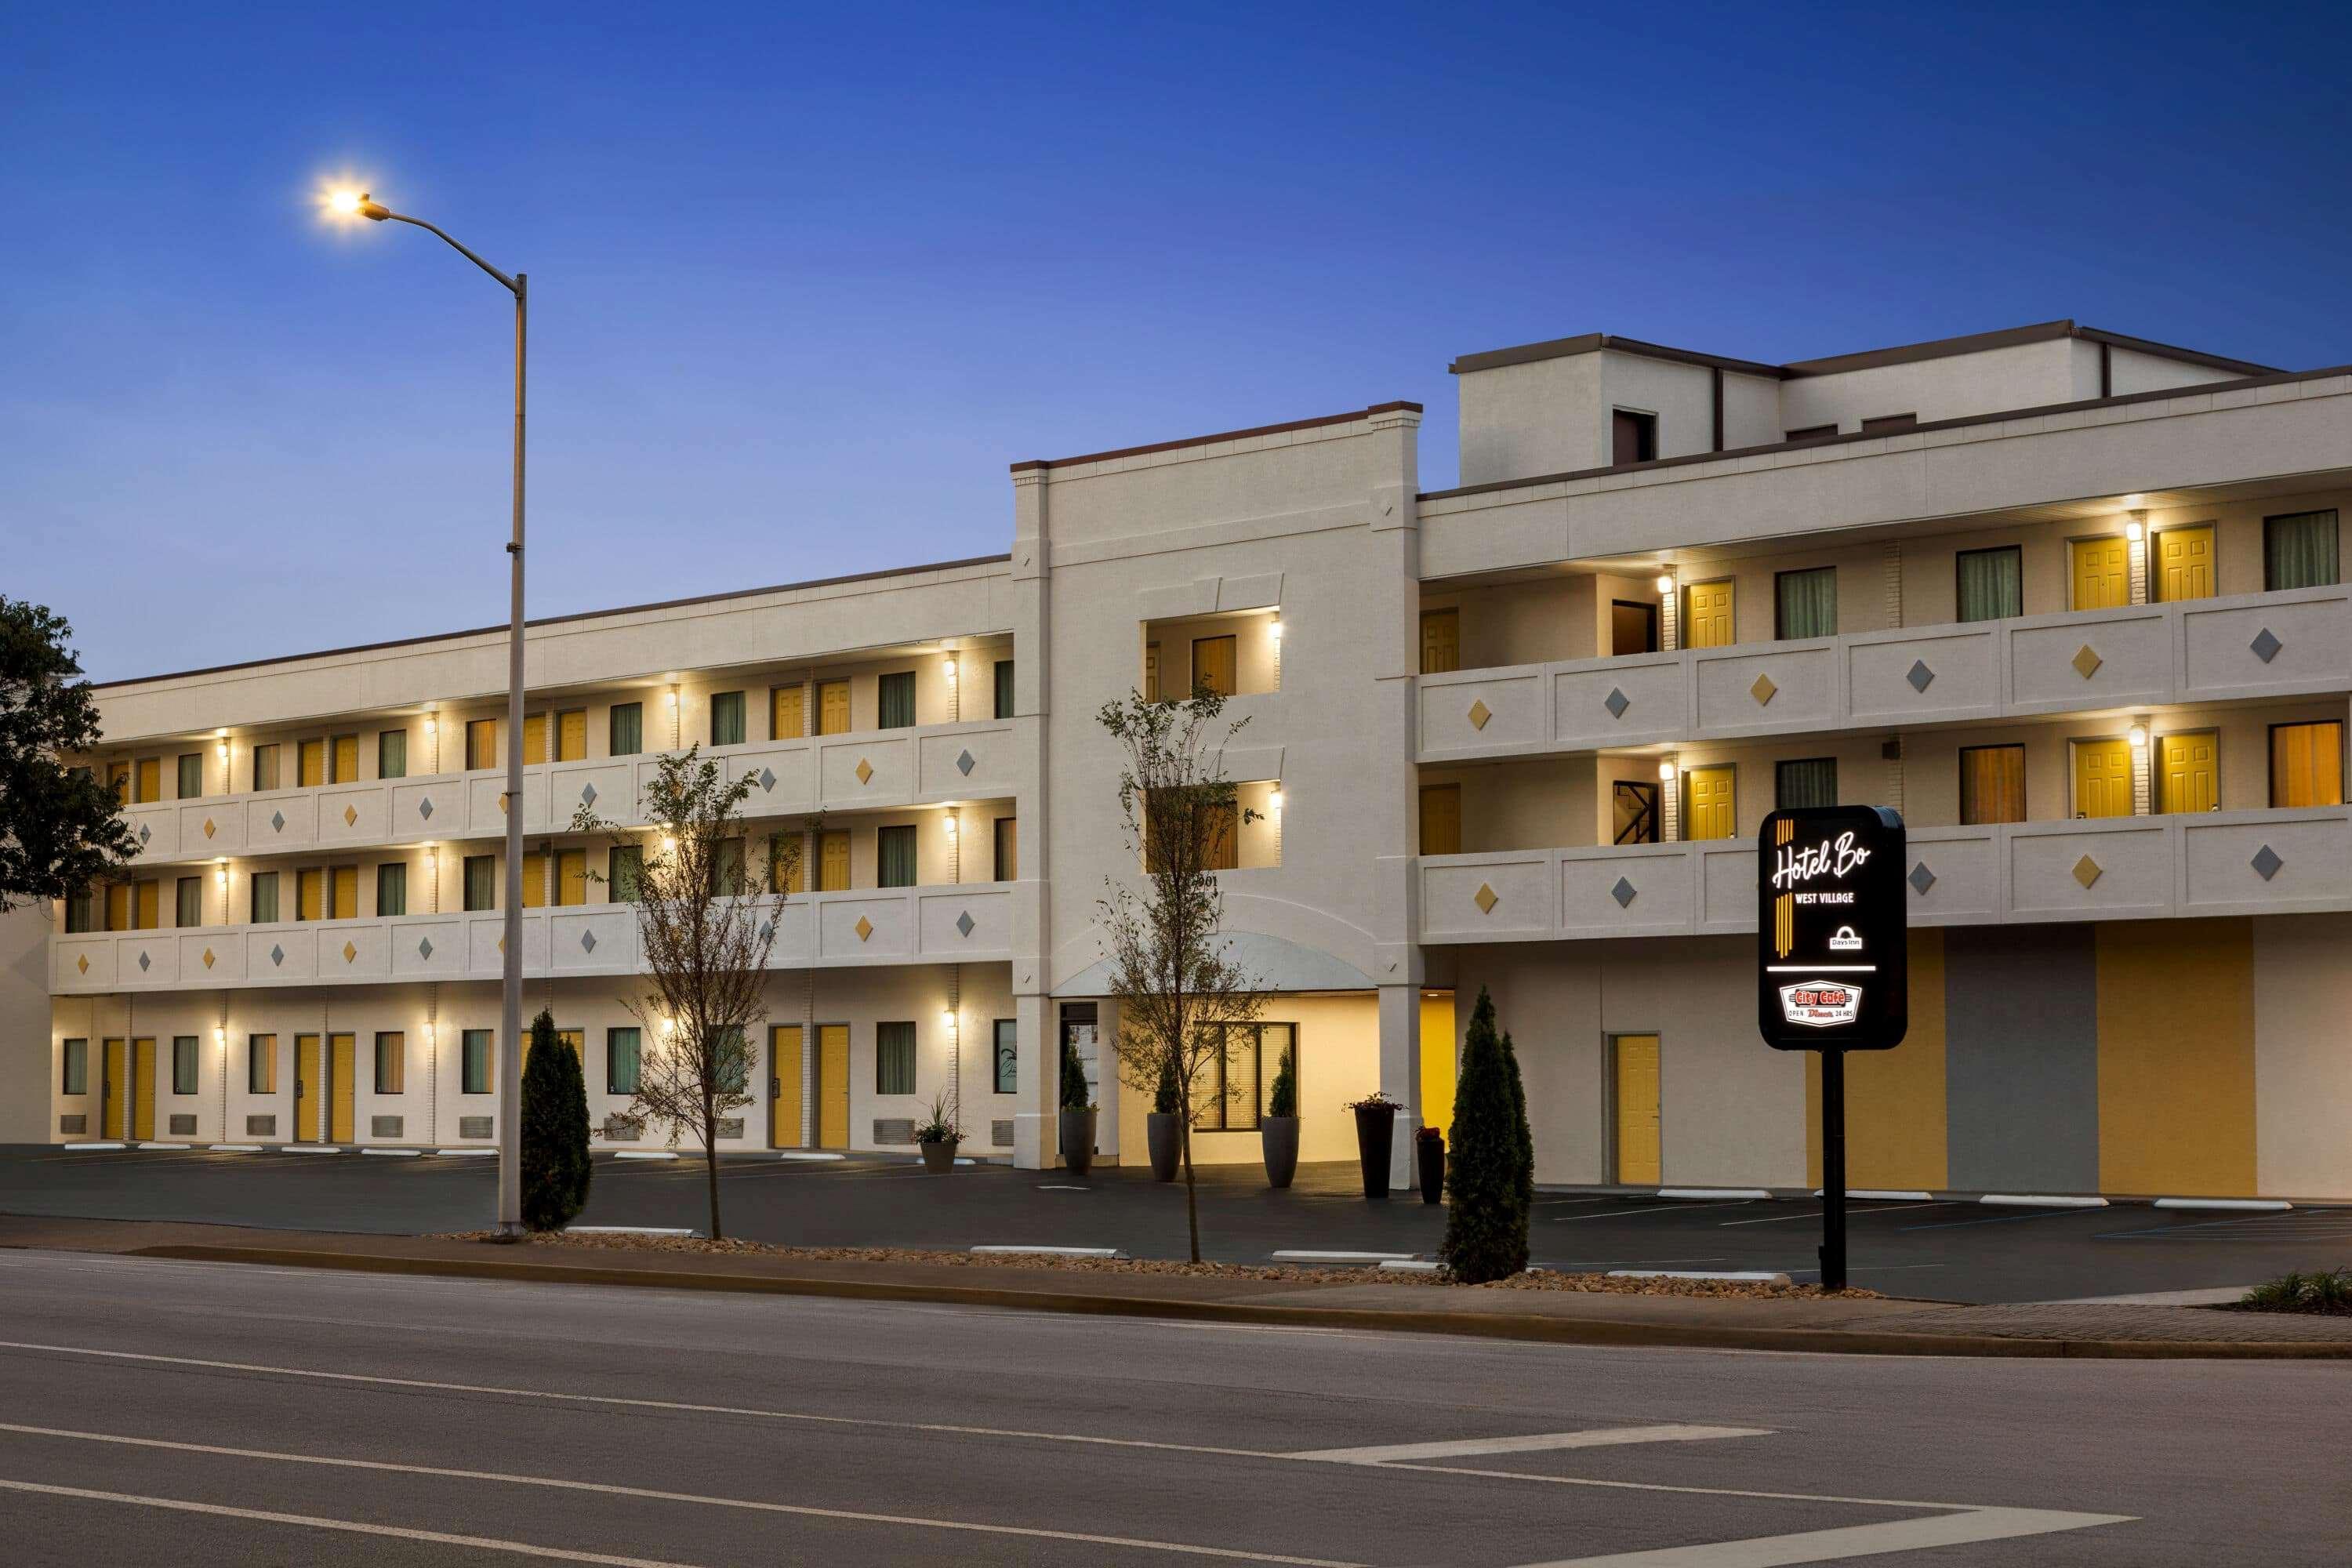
[1345,1091,1400,1200]
[1261,1043,1299,1189]
[1415,1123,1445,1204]
[914,1092,961,1174]
[1057,1034,1097,1178]
[1146,1052,1183,1181]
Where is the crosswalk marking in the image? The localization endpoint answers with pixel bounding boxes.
[1292,1425,1769,1464]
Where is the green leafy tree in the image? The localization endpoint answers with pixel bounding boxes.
[521,1010,592,1232]
[0,598,134,911]
[1439,987,1530,1282]
[1152,1051,1181,1116]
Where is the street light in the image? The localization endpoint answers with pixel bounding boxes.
[329,188,530,1239]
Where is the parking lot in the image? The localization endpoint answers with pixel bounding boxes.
[1,1143,2343,1303]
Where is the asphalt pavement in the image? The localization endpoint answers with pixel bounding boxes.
[0,1246,2343,1565]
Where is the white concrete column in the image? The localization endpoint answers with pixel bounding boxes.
[1008,463,1058,1168]
[1659,572,1679,652]
[1661,759,1681,842]
[1377,982,1423,1188]
[2127,511,2150,605]
[2131,720,2153,815]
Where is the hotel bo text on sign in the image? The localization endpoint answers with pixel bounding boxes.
[1756,805,1907,1051]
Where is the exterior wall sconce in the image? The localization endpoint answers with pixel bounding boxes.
[1657,759,1678,781]
[1269,617,1283,642]
[2124,518,2144,543]
[2128,724,2149,748]
[1655,575,1675,595]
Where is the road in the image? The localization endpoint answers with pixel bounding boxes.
[0,1248,2342,1565]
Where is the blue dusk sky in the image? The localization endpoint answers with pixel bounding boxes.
[7,2,2350,681]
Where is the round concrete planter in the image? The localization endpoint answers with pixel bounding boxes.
[1058,1108,1097,1178]
[1353,1104,1396,1200]
[1260,1116,1299,1189]
[918,1138,959,1174]
[1146,1112,1182,1181]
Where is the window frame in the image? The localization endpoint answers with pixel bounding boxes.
[176,876,203,928]
[993,659,1015,720]
[1192,1022,1294,1133]
[378,729,408,779]
[1773,565,1838,641]
[1955,544,2025,623]
[172,1036,199,1095]
[709,690,747,747]
[608,701,644,757]
[876,823,918,888]
[176,753,204,800]
[247,1034,277,1094]
[875,1021,916,1096]
[1773,756,1839,812]
[2268,720,2346,808]
[461,1030,493,1094]
[607,1026,642,1096]
[62,1038,88,1096]
[1958,742,2028,826]
[375,1032,405,1094]
[2263,508,2341,592]
[463,855,497,913]
[1610,407,1657,465]
[877,670,917,730]
[376,861,408,918]
[465,718,499,771]
[993,816,1017,882]
[251,742,281,792]
[992,1018,1017,1095]
[249,870,280,924]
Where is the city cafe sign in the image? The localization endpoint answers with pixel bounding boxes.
[1756,806,1907,1051]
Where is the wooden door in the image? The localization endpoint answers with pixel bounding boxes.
[817,681,851,735]
[1419,609,1461,673]
[2071,536,2130,611]
[105,884,130,931]
[331,866,358,920]
[1614,1036,1661,1185]
[2159,731,2218,814]
[1682,764,1736,840]
[557,710,587,761]
[135,880,159,930]
[295,1035,321,1142]
[1192,634,1238,697]
[328,1034,356,1143]
[521,852,547,909]
[557,849,588,906]
[332,735,359,782]
[102,1040,126,1140]
[1419,784,1462,856]
[136,757,162,802]
[296,869,324,921]
[523,714,548,766]
[771,686,805,740]
[2073,738,2134,818]
[131,1038,157,1141]
[1683,580,1735,649]
[299,739,326,787]
[818,831,851,892]
[771,1025,804,1148]
[2155,524,2214,602]
[817,1025,851,1149]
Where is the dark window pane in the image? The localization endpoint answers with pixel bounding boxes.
[379,730,407,779]
[876,1022,916,1095]
[250,872,280,924]
[1956,546,2023,622]
[877,824,917,887]
[177,753,204,798]
[608,1028,641,1094]
[878,671,916,729]
[1774,567,1838,640]
[609,702,643,757]
[1610,601,1657,656]
[710,691,746,746]
[176,877,202,927]
[463,856,496,912]
[609,844,644,903]
[2265,510,2339,591]
[377,862,407,918]
[63,1039,88,1096]
[172,1036,198,1095]
[1611,409,1656,465]
[463,1031,493,1094]
[993,659,1015,719]
[993,1019,1017,1094]
[1775,757,1838,811]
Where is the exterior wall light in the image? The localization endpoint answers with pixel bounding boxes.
[1655,575,1674,595]
[212,1027,226,1047]
[1269,789,1285,812]
[1658,760,1677,781]
[943,655,958,684]
[659,836,677,855]
[1269,617,1283,642]
[661,1017,676,1036]
[2125,519,2144,543]
[943,814,958,838]
[2128,724,2149,748]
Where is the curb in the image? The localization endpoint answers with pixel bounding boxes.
[116,1243,2352,1361]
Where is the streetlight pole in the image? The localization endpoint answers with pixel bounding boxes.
[338,192,529,1237]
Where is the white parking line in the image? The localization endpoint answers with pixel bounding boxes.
[0,1423,1359,1566]
[1719,1203,1943,1225]
[1549,1202,1757,1223]
[1507,1504,2133,1566]
[1291,1425,1769,1463]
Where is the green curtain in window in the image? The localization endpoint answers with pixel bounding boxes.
[608,1028,641,1095]
[609,702,643,757]
[876,1022,916,1095]
[1775,757,1838,811]
[1775,567,1838,640]
[994,659,1015,720]
[376,863,406,917]
[877,825,917,887]
[1956,547,2022,622]
[710,692,746,746]
[2266,510,2339,591]
[879,671,916,729]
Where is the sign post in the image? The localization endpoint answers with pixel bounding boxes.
[1758,805,1907,1292]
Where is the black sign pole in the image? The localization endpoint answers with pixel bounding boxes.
[1819,1046,1846,1291]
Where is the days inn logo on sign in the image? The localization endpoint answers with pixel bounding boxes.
[1778,980,1862,1027]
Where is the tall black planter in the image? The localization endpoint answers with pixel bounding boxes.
[1058,1108,1097,1178]
[1417,1133,1446,1203]
[1146,1112,1182,1181]
[1353,1104,1396,1200]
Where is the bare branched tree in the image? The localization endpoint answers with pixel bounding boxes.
[1097,688,1266,1263]
[574,747,808,1240]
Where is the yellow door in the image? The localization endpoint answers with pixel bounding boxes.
[2073,738,2134,818]
[135,757,162,802]
[331,866,358,920]
[2159,731,2218,814]
[134,880,159,930]
[771,1025,804,1148]
[2071,536,2130,611]
[2271,721,2344,808]
[295,1034,321,1142]
[1682,764,1737,840]
[105,884,131,931]
[1419,783,1462,856]
[131,1039,156,1141]
[299,739,326,787]
[523,713,548,765]
[521,852,548,909]
[332,734,359,782]
[1192,634,1238,697]
[1419,609,1460,674]
[771,686,805,740]
[557,848,588,906]
[557,710,587,761]
[101,1040,126,1140]
[817,680,851,735]
[296,869,324,921]
[1614,1036,1661,1185]
[328,1033,355,1143]
[818,830,851,891]
[466,718,499,771]
[1684,580,1735,649]
[817,1025,851,1149]
[1144,644,1161,702]
[2154,524,2214,603]
[1418,993,1456,1145]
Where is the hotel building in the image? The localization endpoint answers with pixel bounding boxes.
[10,318,2350,1201]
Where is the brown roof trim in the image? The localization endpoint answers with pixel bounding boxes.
[2071,325,2278,379]
[93,553,1014,691]
[1417,361,2352,503]
[1450,333,1785,379]
[1779,320,2082,376]
[1009,401,1423,474]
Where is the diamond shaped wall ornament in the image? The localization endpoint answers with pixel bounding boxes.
[955,749,976,777]
[417,937,434,960]
[137,951,151,972]
[343,804,358,827]
[2071,644,2103,680]
[342,941,358,964]
[1907,659,1936,693]
[1468,699,1492,731]
[854,914,874,942]
[418,797,434,821]
[75,954,89,975]
[1610,877,1637,909]
[1908,862,1936,895]
[956,909,975,938]
[202,817,216,839]
[2251,844,2284,881]
[580,782,598,808]
[498,796,507,815]
[201,947,216,969]
[580,929,597,953]
[2072,855,2103,889]
[1603,688,1631,719]
[270,811,286,834]
[855,757,873,785]
[2250,628,2283,664]
[269,944,285,967]
[137,823,151,846]
[496,936,505,954]
[757,768,776,793]
[1749,673,1777,706]
[1473,882,1498,914]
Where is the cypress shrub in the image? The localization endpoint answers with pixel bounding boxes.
[1439,987,1530,1282]
[1060,1033,1091,1110]
[1152,1050,1181,1115]
[1503,1027,1534,1222]
[521,1009,592,1232]
[1267,1044,1298,1118]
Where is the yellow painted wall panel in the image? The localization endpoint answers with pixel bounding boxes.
[1806,928,1948,1192]
[2096,918,2256,1196]
[1418,993,1456,1139]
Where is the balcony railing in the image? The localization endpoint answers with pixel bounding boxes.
[50,883,1014,994]
[111,717,1024,868]
[1417,586,2352,760]
[1417,806,2352,943]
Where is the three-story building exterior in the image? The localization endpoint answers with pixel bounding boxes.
[15,318,2350,1201]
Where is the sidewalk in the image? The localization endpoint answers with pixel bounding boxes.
[6,1214,2346,1359]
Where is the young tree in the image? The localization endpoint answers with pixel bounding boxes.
[521,1008,592,1231]
[1439,987,1531,1283]
[574,747,805,1240]
[0,597,135,911]
[1096,688,1266,1263]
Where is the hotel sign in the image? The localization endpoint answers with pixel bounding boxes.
[1757,806,1907,1051]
